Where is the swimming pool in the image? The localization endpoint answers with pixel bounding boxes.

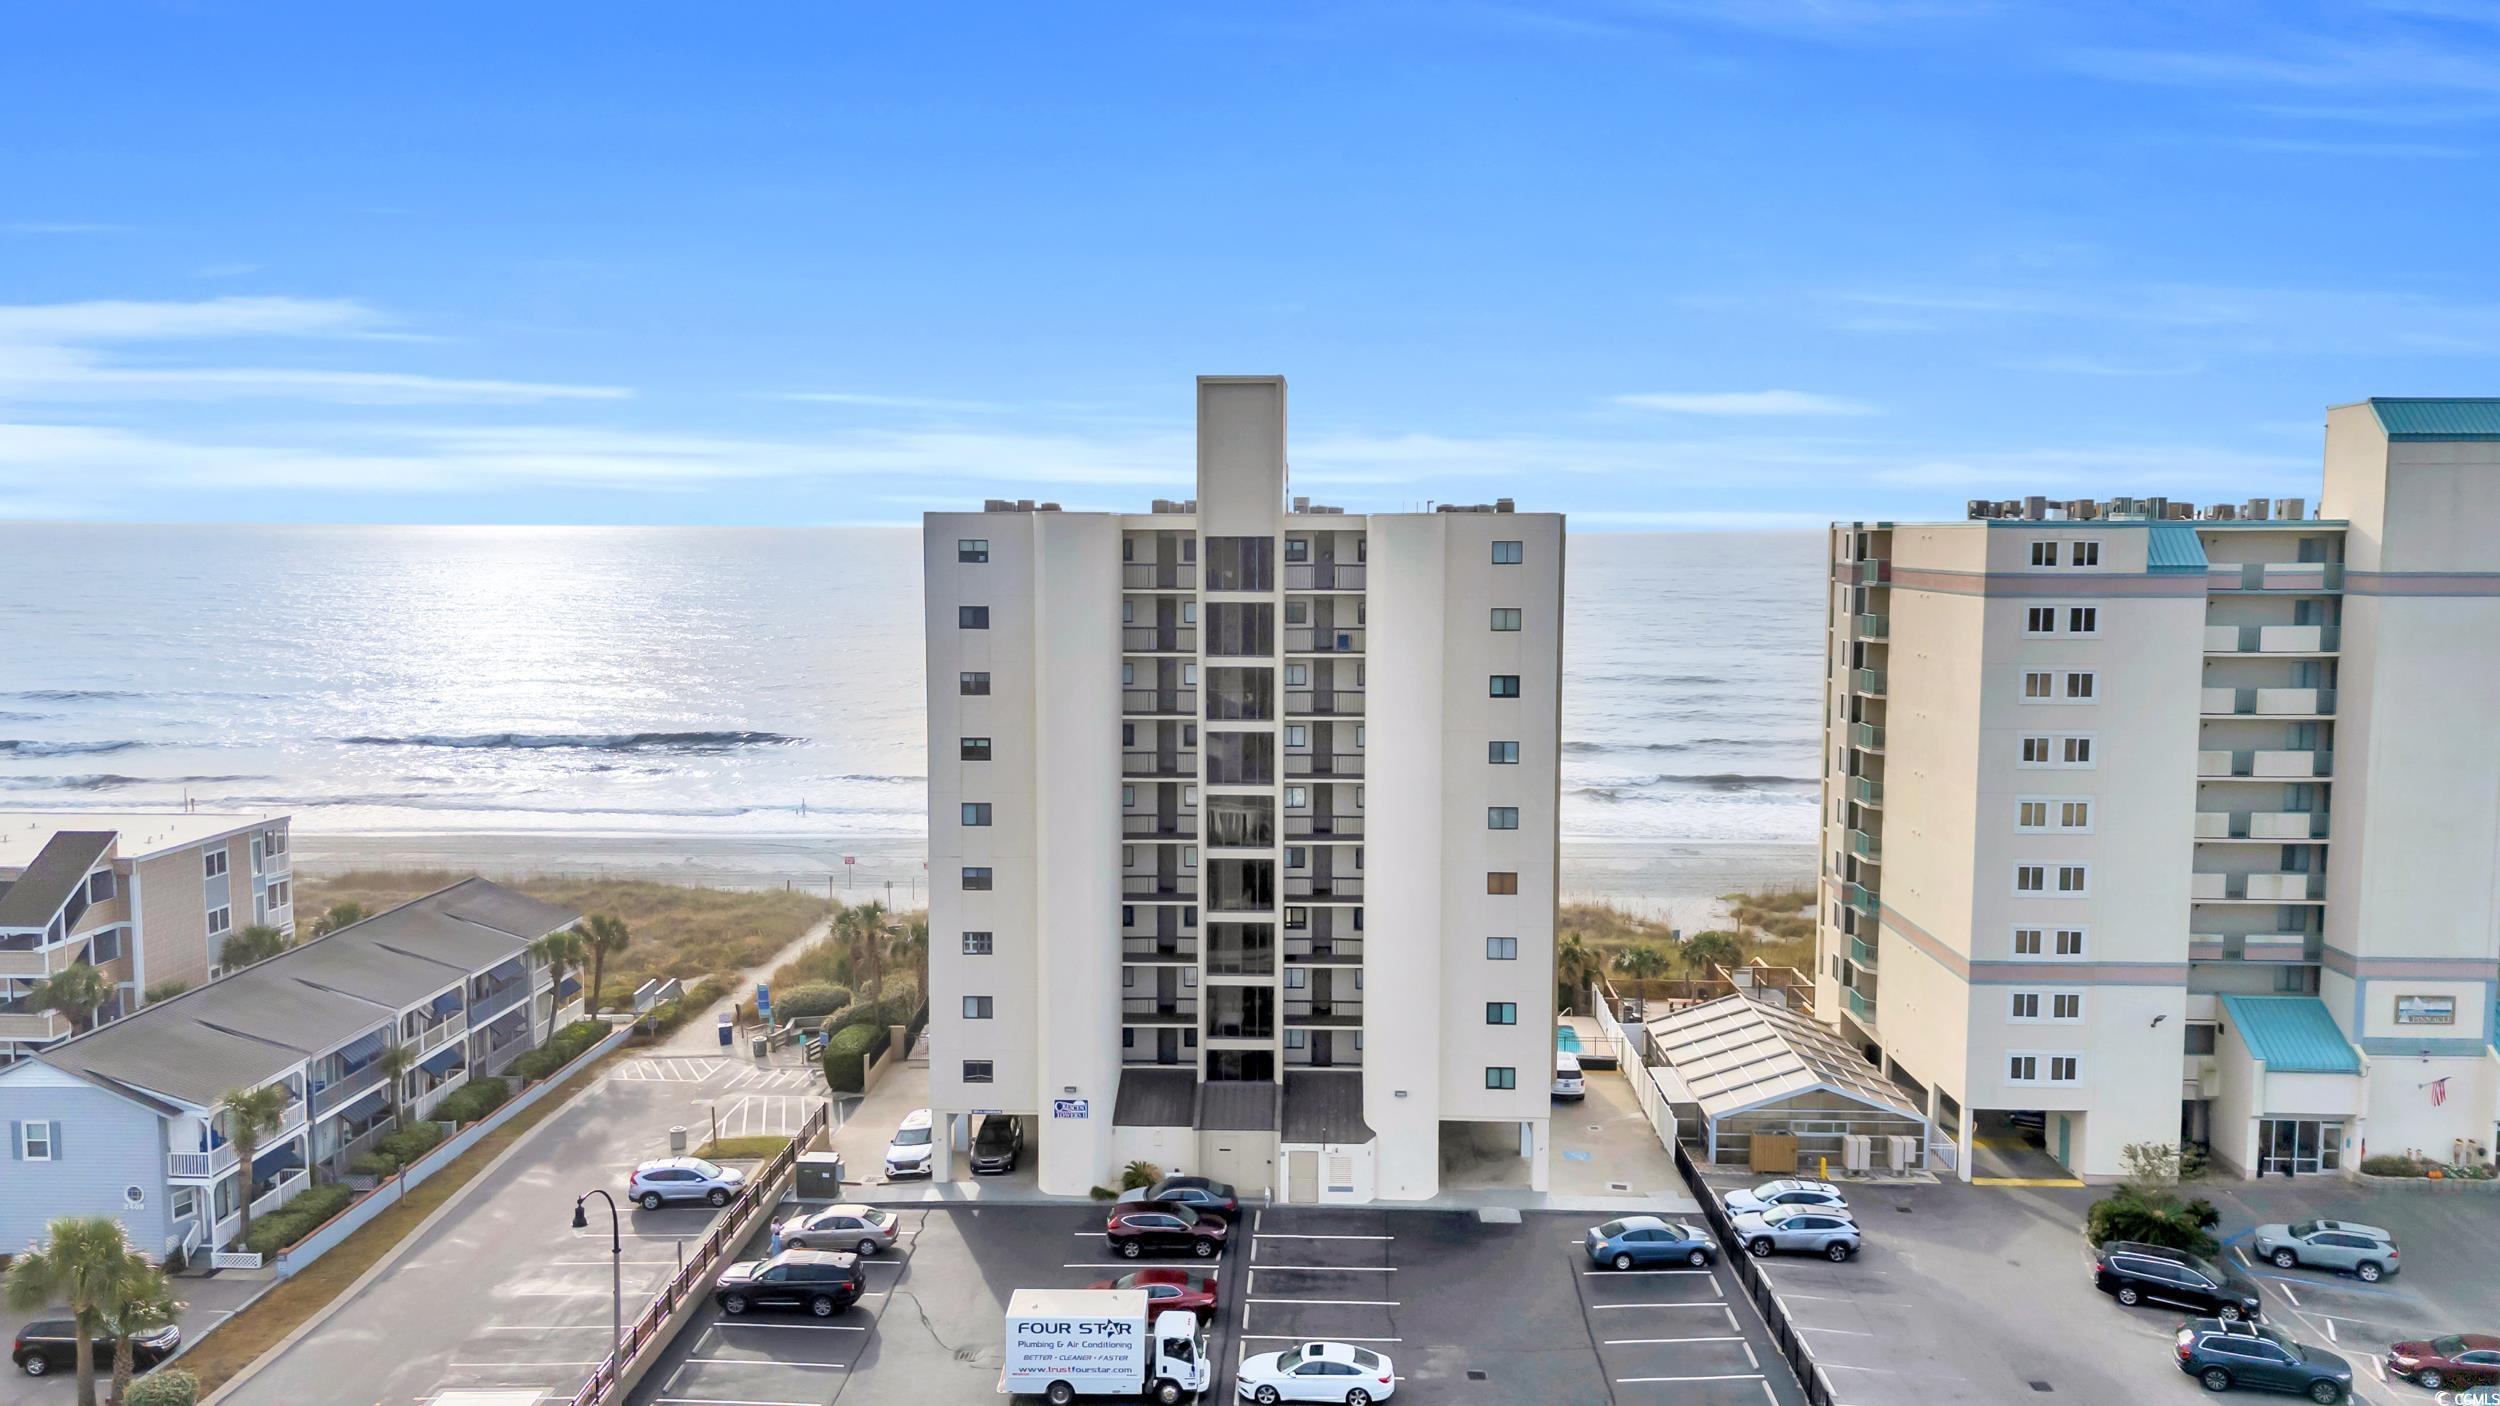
[1556,1025,1582,1053]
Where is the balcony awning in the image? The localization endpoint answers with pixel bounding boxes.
[419,1043,466,1077]
[332,1025,389,1068]
[558,975,582,1000]
[251,1139,304,1177]
[2220,995,2361,1075]
[334,1086,390,1123]
[429,988,464,1017]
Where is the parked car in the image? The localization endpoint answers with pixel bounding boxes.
[2388,1333,2500,1392]
[1585,1215,1717,1270]
[774,1203,899,1255]
[1235,1339,1397,1405]
[13,1321,179,1377]
[2093,1241,2264,1322]
[2174,1318,2350,1402]
[1087,1266,1222,1318]
[884,1107,936,1180]
[970,1114,1024,1175]
[1721,1179,1849,1216]
[627,1156,746,1210]
[1553,1050,1585,1101]
[1107,1202,1230,1259]
[713,1248,865,1317]
[1116,1174,1242,1219]
[2249,1220,2400,1282]
[1729,1204,1859,1260]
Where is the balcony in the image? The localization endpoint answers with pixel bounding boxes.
[1121,998,1201,1025]
[248,1166,311,1222]
[409,1011,466,1056]
[468,978,531,1025]
[1851,723,1885,753]
[2201,687,2337,716]
[1284,689,1365,717]
[1848,829,1882,861]
[1121,936,1198,962]
[1122,688,1198,716]
[1123,563,1198,590]
[2195,811,2329,841]
[1845,881,1879,919]
[2208,561,2343,593]
[1283,874,1363,901]
[1284,563,1367,591]
[1855,613,1889,639]
[1850,776,1883,808]
[2197,749,2332,779]
[1284,752,1365,778]
[1848,935,1878,970]
[1852,667,1887,697]
[168,1143,238,1180]
[1205,943,1276,977]
[0,948,54,979]
[1283,1003,1364,1028]
[310,1065,390,1118]
[1285,938,1362,965]
[2204,624,2340,654]
[0,1009,70,1041]
[1283,625,1366,655]
[1845,988,1877,1021]
[2191,872,2325,902]
[1124,814,1199,840]
[1123,626,1198,654]
[1121,750,1199,779]
[1284,814,1364,841]
[1122,875,1199,901]
[1857,559,1892,585]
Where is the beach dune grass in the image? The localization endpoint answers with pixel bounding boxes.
[295,870,833,1004]
[1561,883,1818,998]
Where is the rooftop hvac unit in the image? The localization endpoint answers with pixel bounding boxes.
[2243,498,2270,521]
[1886,1134,1918,1172]
[1841,1133,1873,1172]
[2276,497,2307,520]
[2023,495,2048,520]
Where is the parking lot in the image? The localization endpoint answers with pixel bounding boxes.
[1708,1169,2500,1406]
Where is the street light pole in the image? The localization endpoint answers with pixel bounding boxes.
[573,1190,623,1369]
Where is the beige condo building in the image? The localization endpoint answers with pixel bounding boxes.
[1819,399,2500,1181]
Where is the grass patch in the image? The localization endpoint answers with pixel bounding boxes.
[178,1045,633,1398]
[693,1135,792,1161]
[296,871,835,1003]
[1561,884,1821,989]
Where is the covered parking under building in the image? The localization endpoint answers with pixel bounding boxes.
[1646,994,1929,1171]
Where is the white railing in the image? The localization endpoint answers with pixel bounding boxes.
[411,1013,466,1055]
[250,1166,309,1220]
[210,1250,264,1271]
[410,1072,470,1121]
[0,1010,69,1039]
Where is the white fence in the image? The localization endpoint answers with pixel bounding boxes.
[1626,1060,1680,1153]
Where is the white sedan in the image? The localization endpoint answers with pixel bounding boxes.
[772,1203,899,1255]
[1236,1340,1397,1404]
[1721,1178,1848,1216]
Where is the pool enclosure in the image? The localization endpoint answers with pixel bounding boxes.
[1644,994,1928,1170]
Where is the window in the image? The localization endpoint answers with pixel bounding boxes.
[960,671,991,695]
[1285,724,1307,747]
[962,1060,994,1083]
[1492,540,1523,565]
[19,1120,53,1161]
[1490,608,1522,631]
[2010,992,2042,1020]
[2052,992,2082,1020]
[961,867,993,891]
[1486,871,1519,895]
[88,871,114,903]
[2018,801,2048,830]
[1284,537,1308,563]
[203,849,228,879]
[1486,937,1518,960]
[207,905,231,936]
[1488,740,1519,764]
[2025,606,2057,635]
[2060,800,2090,830]
[1284,663,1308,687]
[2062,736,2093,765]
[961,803,992,826]
[958,605,990,629]
[2007,1054,2039,1083]
[2013,927,2044,956]
[961,931,993,955]
[1485,1067,1517,1090]
[962,996,994,1019]
[2049,1055,2079,1083]
[961,737,991,761]
[2015,865,2045,893]
[1284,786,1308,808]
[2023,670,2054,700]
[1487,807,1519,830]
[1490,675,1521,697]
[2065,671,2096,700]
[2068,606,2098,635]
[2020,736,2051,765]
[267,879,290,910]
[957,539,989,563]
[2055,928,2086,956]
[1486,1002,1518,1025]
[2030,541,2059,568]
[90,927,124,963]
[2057,864,2089,894]
[2183,1022,2217,1055]
[2074,541,2100,567]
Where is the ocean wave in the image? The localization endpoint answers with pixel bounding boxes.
[2,690,143,702]
[1576,772,1818,793]
[276,793,830,820]
[0,773,270,792]
[1571,673,1730,687]
[1565,738,1804,755]
[0,739,146,757]
[337,730,800,752]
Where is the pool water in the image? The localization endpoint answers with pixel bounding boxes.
[1556,1026,1583,1053]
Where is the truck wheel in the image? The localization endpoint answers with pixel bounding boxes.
[1154,1380,1184,1405]
[1046,1382,1076,1406]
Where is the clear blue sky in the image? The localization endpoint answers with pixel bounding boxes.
[4,2,2496,526]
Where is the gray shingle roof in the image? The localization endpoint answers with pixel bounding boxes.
[0,831,112,931]
[435,880,581,939]
[1113,1068,1195,1128]
[1194,1080,1279,1132]
[1282,1071,1372,1145]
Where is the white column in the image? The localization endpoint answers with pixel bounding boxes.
[1958,1101,1976,1183]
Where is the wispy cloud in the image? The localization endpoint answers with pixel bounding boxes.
[773,390,1014,413]
[2225,135,2478,158]
[0,296,375,342]
[2003,355,2206,378]
[1830,281,2500,356]
[1611,389,1879,416]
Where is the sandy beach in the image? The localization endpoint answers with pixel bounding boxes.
[292,830,1816,930]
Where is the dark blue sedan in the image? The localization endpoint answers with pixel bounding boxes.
[1586,1215,1717,1271]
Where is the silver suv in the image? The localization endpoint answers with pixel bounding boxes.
[1729,1204,1860,1261]
[627,1156,746,1210]
[2250,1220,2399,1282]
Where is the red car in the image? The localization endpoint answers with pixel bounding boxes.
[2389,1333,2500,1392]
[1088,1267,1220,1318]
[1105,1202,1229,1259]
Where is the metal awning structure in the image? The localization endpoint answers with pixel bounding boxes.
[1645,995,1927,1162]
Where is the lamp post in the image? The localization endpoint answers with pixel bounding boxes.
[572,1190,623,1369]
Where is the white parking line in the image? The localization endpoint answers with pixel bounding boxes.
[653,1399,818,1405]
[710,1322,865,1332]
[1250,1233,1393,1240]
[680,1358,848,1370]
[1616,1374,1766,1384]
[1239,1334,1403,1343]
[481,1325,615,1331]
[1603,1336,1744,1345]
[1256,1265,1396,1272]
[1246,1297,1398,1307]
[1581,1268,1711,1277]
[448,1359,604,1367]
[1794,1324,1873,1336]
[1591,1302,1729,1310]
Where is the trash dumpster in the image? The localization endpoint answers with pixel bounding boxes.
[796,1152,845,1199]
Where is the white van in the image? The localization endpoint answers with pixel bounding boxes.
[885,1107,936,1179]
[1552,1051,1585,1101]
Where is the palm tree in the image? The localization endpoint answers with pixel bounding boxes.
[530,927,587,1035]
[839,903,889,1005]
[32,961,111,1034]
[219,923,293,971]
[3,1215,143,1406]
[101,1260,180,1406]
[310,901,369,937]
[894,915,929,998]
[579,914,631,1014]
[1554,934,1601,1012]
[372,1043,416,1139]
[217,1084,291,1248]
[1682,930,1747,979]
[1612,944,1671,985]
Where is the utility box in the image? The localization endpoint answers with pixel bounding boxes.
[1841,1134,1871,1173]
[795,1152,845,1200]
[1886,1134,1918,1171]
[717,1014,733,1047]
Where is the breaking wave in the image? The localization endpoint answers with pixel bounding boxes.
[337,730,800,752]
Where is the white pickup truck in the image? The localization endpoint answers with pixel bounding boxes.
[1002,1288,1208,1405]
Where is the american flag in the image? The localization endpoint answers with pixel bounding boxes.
[2430,1077,2449,1107]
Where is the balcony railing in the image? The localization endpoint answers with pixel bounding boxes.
[1122,688,1197,715]
[249,1167,310,1221]
[1123,815,1198,839]
[1845,882,1879,919]
[1205,947,1276,976]
[1851,723,1885,752]
[1855,613,1889,639]
[2195,811,2329,841]
[1284,689,1365,716]
[1283,1004,1364,1027]
[169,1143,237,1180]
[1857,559,1892,585]
[2195,749,2332,779]
[2190,871,2325,902]
[1848,829,1882,861]
[1123,626,1198,653]
[468,979,531,1025]
[1283,875,1363,900]
[2204,624,2341,654]
[1845,988,1877,1021]
[1123,563,1197,590]
[1121,937,1198,961]
[410,1072,470,1121]
[1283,626,1366,654]
[1284,939,1362,964]
[0,1009,70,1040]
[1285,815,1364,840]
[409,1012,466,1056]
[1284,753,1365,777]
[1850,776,1883,808]
[1121,999,1201,1024]
[0,949,54,979]
[1852,668,1887,696]
[1848,936,1878,970]
[1284,563,1367,591]
[2200,686,2336,716]
[311,1065,389,1118]
[1122,876,1199,900]
[2208,561,2343,593]
[1121,751,1199,779]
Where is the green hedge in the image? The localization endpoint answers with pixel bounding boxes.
[126,1369,199,1406]
[241,1181,356,1255]
[833,992,917,1036]
[369,1120,446,1171]
[511,1018,612,1082]
[434,1076,510,1126]
[820,1023,884,1092]
[774,981,851,1022]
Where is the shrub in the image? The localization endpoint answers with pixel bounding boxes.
[241,1183,355,1255]
[820,1023,880,1092]
[126,1369,199,1406]
[347,1153,399,1179]
[834,992,917,1036]
[375,1120,445,1169]
[774,982,851,1022]
[434,1076,510,1125]
[2086,1188,2219,1257]
[639,975,733,1037]
[1119,1160,1163,1192]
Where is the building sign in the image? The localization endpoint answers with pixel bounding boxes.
[1052,1098,1090,1120]
[2393,994,2456,1026]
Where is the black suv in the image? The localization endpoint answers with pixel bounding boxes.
[13,1320,179,1377]
[970,1114,1024,1175]
[2175,1318,2351,1402]
[713,1249,864,1317]
[2093,1241,2264,1321]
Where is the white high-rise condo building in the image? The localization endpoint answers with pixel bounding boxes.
[1819,398,2500,1181]
[923,376,1563,1201]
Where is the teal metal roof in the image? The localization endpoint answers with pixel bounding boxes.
[2147,522,2209,573]
[2367,398,2500,441]
[2220,995,2362,1075]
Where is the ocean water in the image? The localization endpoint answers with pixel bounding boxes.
[0,525,1825,844]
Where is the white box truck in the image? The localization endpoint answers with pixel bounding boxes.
[1002,1288,1208,1405]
